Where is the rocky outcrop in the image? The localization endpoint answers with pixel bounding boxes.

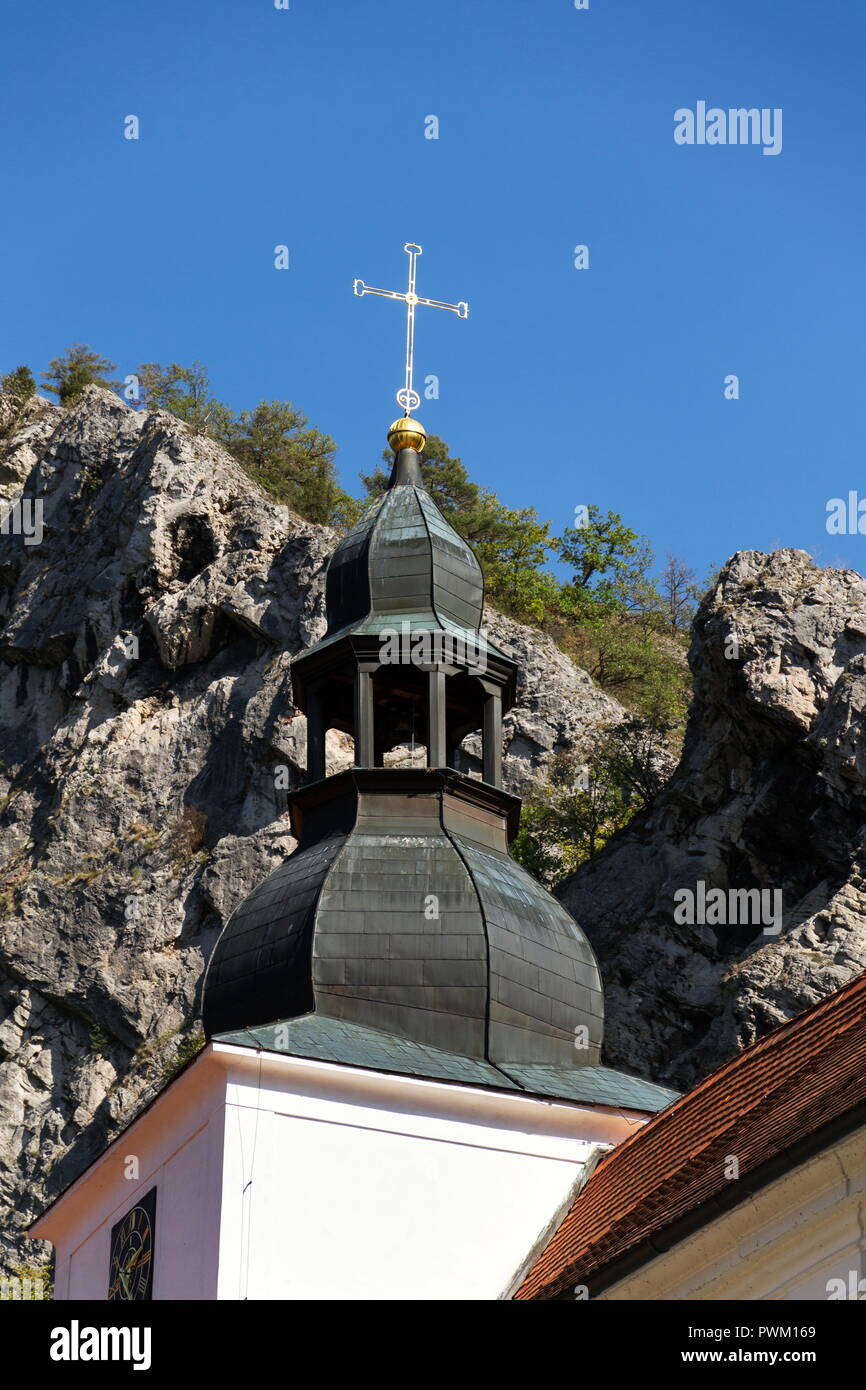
[0,394,64,502]
[464,611,623,795]
[0,386,626,1270]
[562,548,866,1089]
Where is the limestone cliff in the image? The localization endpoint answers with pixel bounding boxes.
[562,548,866,1088]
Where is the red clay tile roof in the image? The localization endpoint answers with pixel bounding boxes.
[515,969,866,1300]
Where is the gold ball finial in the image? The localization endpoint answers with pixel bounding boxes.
[388,415,426,454]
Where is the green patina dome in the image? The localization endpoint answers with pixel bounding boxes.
[322,446,488,648]
[203,770,604,1070]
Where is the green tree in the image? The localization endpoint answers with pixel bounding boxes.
[1,365,36,405]
[561,604,690,729]
[511,747,633,887]
[42,345,119,404]
[551,507,697,728]
[228,399,359,526]
[135,361,235,442]
[133,366,358,527]
[360,434,559,621]
[474,504,561,622]
[511,726,672,888]
[592,716,675,805]
[558,505,659,620]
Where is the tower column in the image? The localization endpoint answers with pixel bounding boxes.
[306,687,326,783]
[354,666,376,767]
[427,668,447,768]
[482,688,503,788]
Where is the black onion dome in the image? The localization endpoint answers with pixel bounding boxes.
[203,772,604,1069]
[324,449,485,640]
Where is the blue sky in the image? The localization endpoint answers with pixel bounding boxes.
[1,0,864,581]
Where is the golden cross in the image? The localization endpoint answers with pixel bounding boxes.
[354,242,469,415]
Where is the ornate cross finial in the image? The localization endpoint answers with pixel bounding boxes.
[353,242,469,416]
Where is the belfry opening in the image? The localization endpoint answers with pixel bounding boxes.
[289,418,514,790]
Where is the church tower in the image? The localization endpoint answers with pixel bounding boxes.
[30,247,675,1301]
[202,407,605,1074]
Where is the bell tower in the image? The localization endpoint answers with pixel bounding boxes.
[201,404,605,1070]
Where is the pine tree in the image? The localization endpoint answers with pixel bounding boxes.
[135,361,234,441]
[1,365,36,405]
[228,400,358,526]
[42,345,119,405]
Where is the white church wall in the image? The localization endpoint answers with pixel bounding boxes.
[215,1046,640,1301]
[36,1054,228,1301]
[597,1123,866,1302]
[33,1043,649,1301]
